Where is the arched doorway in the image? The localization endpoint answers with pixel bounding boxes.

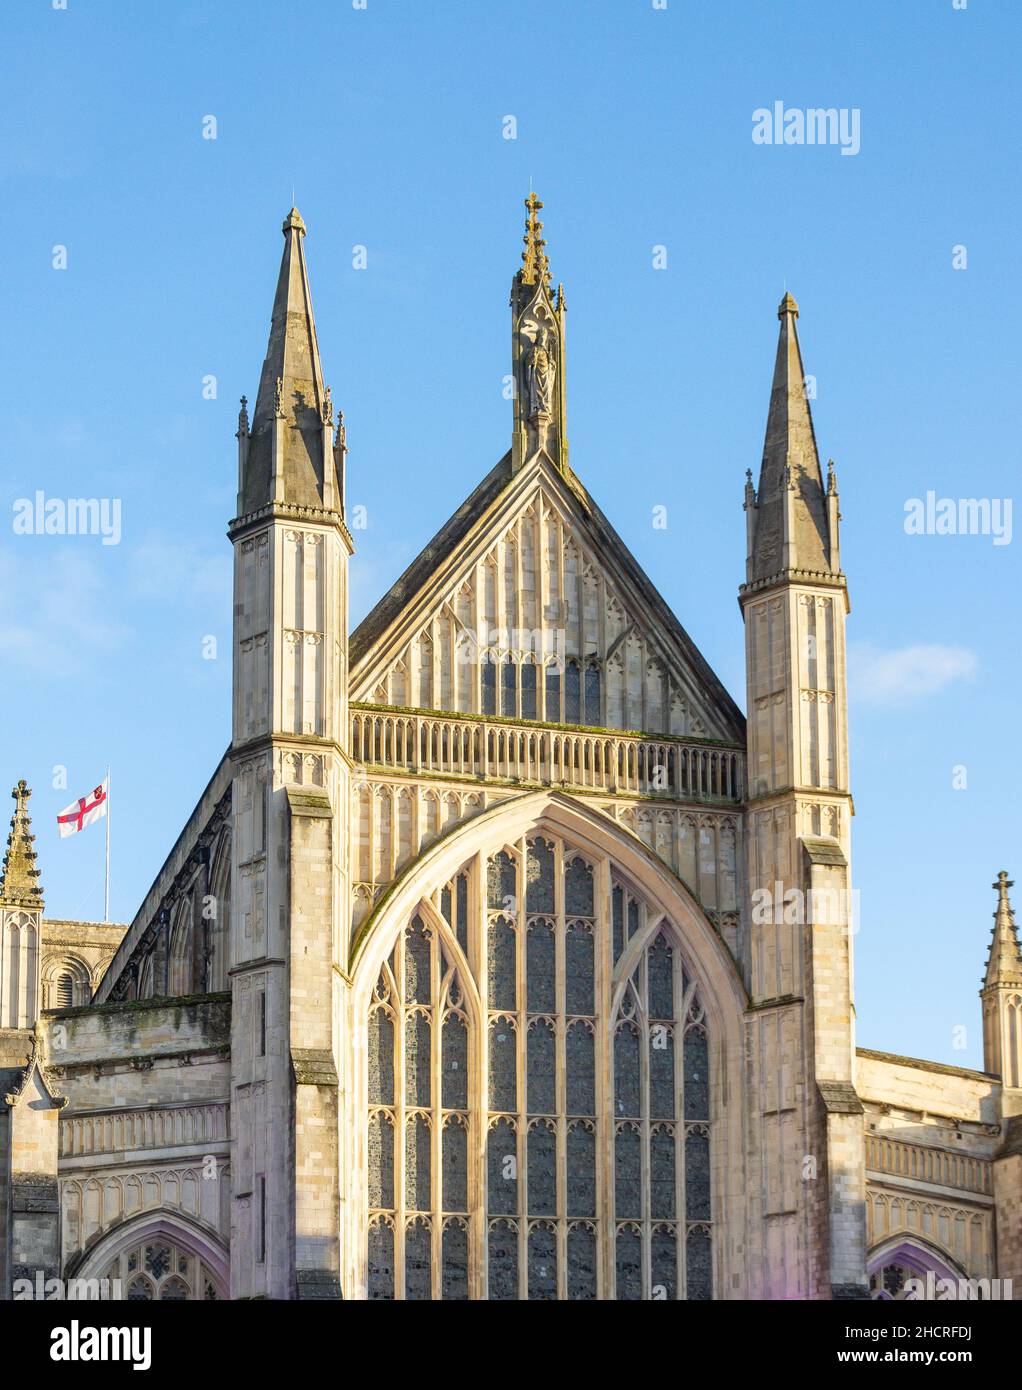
[867,1236,965,1299]
[68,1212,229,1301]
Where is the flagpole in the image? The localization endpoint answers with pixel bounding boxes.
[104,765,110,923]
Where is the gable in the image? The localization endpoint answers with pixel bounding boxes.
[350,455,744,743]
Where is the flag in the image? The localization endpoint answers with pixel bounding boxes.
[57,778,108,838]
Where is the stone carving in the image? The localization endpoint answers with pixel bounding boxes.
[525,327,557,418]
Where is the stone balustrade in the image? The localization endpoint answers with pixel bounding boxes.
[866,1132,991,1196]
[61,1103,228,1158]
[351,704,743,804]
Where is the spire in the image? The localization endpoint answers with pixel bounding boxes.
[521,192,552,289]
[0,780,43,908]
[983,871,1022,990]
[511,192,567,473]
[747,293,835,585]
[237,207,341,518]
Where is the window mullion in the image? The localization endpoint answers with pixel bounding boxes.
[638,952,652,1300]
[473,851,488,1302]
[515,839,527,1299]
[431,923,442,1299]
[596,856,614,1300]
[393,930,406,1299]
[675,948,687,1300]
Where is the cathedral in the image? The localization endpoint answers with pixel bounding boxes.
[1,197,1019,1302]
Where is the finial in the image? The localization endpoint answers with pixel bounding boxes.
[283,206,306,236]
[322,385,334,427]
[274,376,285,419]
[777,290,799,319]
[0,778,43,908]
[334,409,347,452]
[237,395,250,437]
[521,191,551,289]
[827,458,838,494]
[995,870,1014,902]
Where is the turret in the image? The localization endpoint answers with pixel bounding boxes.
[981,872,1022,1087]
[227,209,351,1300]
[0,781,44,1029]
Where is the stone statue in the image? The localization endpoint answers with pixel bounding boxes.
[525,327,556,417]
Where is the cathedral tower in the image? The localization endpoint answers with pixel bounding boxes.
[740,294,864,1297]
[228,208,353,1299]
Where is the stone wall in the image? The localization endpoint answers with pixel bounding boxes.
[857,1049,1002,1283]
[42,995,231,1281]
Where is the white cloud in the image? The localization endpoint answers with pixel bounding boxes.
[849,642,977,705]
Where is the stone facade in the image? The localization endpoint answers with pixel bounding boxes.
[1,198,1019,1301]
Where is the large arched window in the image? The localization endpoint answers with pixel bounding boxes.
[364,833,714,1300]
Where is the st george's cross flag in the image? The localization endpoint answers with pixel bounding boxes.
[57,779,108,837]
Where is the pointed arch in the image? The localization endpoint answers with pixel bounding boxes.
[206,826,232,992]
[167,899,193,996]
[345,789,746,1302]
[67,1208,229,1296]
[866,1233,967,1298]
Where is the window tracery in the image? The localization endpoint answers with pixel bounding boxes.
[102,1237,224,1301]
[364,833,714,1299]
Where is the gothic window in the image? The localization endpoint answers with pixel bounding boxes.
[521,660,537,720]
[565,660,581,723]
[364,839,714,1299]
[481,652,497,717]
[103,1240,225,1301]
[439,868,470,956]
[584,663,601,726]
[545,660,561,722]
[611,881,643,964]
[501,655,517,718]
[612,927,711,1299]
[366,913,471,1299]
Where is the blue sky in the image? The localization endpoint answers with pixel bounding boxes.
[2,0,1020,1068]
